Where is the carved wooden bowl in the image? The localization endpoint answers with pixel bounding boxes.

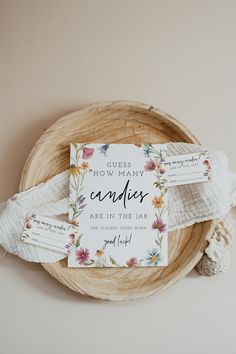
[19,101,215,300]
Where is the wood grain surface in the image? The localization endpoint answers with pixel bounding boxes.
[19,101,216,300]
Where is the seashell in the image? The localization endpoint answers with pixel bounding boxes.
[196,217,233,276]
[196,249,231,276]
[212,218,232,246]
[205,238,225,261]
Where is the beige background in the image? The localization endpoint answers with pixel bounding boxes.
[0,1,236,353]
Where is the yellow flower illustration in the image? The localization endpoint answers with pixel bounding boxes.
[70,167,81,176]
[80,161,89,169]
[152,196,164,209]
[150,255,158,263]
[95,250,104,257]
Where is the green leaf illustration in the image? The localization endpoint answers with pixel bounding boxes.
[109,256,119,266]
[75,234,83,248]
[84,259,95,266]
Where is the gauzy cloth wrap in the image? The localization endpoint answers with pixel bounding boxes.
[0,143,235,263]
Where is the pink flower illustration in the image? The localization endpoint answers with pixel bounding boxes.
[76,247,90,264]
[203,159,211,172]
[126,257,139,268]
[25,219,32,229]
[69,233,76,242]
[156,163,166,174]
[144,159,156,171]
[159,167,166,174]
[152,218,167,233]
[82,147,94,159]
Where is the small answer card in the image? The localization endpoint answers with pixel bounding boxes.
[165,151,211,187]
[68,144,168,268]
[21,214,78,254]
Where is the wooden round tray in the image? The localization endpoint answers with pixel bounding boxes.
[19,101,215,301]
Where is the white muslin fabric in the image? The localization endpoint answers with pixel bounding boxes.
[167,143,236,230]
[0,142,235,263]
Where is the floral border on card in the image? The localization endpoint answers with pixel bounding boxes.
[69,143,168,267]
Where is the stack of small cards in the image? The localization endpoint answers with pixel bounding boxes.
[21,144,210,268]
